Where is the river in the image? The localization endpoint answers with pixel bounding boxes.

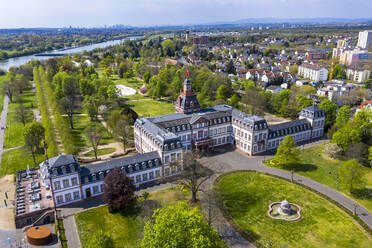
[0,36,142,71]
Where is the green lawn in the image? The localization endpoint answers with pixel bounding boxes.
[4,112,27,149]
[83,147,116,157]
[267,144,372,212]
[75,187,190,248]
[0,147,45,176]
[126,100,174,117]
[217,172,372,248]
[4,88,36,149]
[67,115,115,152]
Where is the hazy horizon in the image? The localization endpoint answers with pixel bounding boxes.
[1,0,372,28]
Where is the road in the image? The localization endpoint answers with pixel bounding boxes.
[0,95,9,165]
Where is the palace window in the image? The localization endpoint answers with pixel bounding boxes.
[73,191,80,200]
[143,173,148,181]
[54,181,61,190]
[56,195,63,204]
[156,170,161,178]
[93,186,99,194]
[136,175,142,183]
[65,193,72,202]
[71,177,78,186]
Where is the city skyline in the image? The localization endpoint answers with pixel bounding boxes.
[0,0,372,28]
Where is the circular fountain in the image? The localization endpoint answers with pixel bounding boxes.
[268,199,302,221]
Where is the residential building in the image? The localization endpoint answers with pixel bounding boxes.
[346,67,371,83]
[357,30,372,49]
[305,51,328,61]
[339,49,371,66]
[298,63,328,81]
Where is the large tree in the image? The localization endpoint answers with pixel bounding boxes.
[319,99,338,130]
[274,135,299,168]
[15,102,28,126]
[336,105,351,126]
[23,122,45,164]
[103,167,136,212]
[174,152,214,203]
[141,202,222,248]
[338,159,365,193]
[113,116,132,153]
[332,124,361,151]
[58,74,79,129]
[84,124,105,159]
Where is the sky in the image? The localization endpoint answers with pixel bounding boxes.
[1,0,371,28]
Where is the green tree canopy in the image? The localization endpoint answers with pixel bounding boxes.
[338,159,365,193]
[332,124,361,151]
[274,135,299,168]
[319,99,337,129]
[87,230,114,248]
[23,122,45,164]
[336,105,351,126]
[141,202,222,248]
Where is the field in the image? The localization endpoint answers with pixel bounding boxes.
[75,187,190,248]
[267,144,372,212]
[217,171,372,248]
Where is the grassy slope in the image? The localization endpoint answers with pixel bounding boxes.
[217,172,372,248]
[75,187,190,248]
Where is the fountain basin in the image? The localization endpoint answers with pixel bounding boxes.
[268,201,302,221]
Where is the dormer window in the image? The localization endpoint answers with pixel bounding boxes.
[84,177,89,183]
[171,143,175,149]
[52,168,58,176]
[136,163,140,170]
[99,172,104,179]
[61,166,67,174]
[92,174,97,181]
[70,164,75,172]
[155,159,160,165]
[148,161,153,167]
[164,144,168,151]
[142,162,147,168]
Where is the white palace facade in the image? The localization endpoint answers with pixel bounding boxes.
[14,75,325,227]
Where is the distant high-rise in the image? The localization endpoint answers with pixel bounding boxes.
[357,30,372,49]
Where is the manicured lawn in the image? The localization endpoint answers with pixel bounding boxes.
[267,144,372,212]
[83,147,116,157]
[4,112,26,149]
[0,147,45,176]
[217,172,372,248]
[126,100,174,117]
[4,88,36,149]
[7,89,37,112]
[67,115,115,152]
[75,187,190,248]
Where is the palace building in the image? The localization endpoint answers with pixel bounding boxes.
[14,75,325,227]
